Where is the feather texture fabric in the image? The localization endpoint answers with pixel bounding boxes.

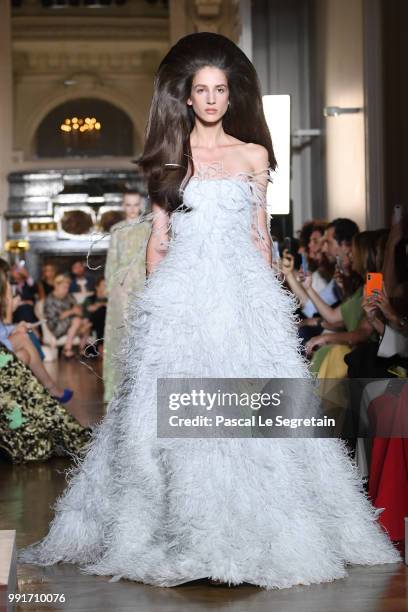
[18,172,401,589]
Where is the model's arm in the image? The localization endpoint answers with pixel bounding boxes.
[252,197,272,267]
[146,203,170,277]
[249,146,272,267]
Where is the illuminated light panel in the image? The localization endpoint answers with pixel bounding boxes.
[262,94,291,216]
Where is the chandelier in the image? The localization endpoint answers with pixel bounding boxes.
[60,117,102,133]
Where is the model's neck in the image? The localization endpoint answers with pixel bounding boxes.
[190,119,226,149]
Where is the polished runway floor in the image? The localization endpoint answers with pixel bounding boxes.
[0,357,407,611]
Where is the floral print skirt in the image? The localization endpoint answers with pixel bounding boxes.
[0,345,91,463]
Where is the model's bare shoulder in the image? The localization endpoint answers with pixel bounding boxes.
[243,143,269,172]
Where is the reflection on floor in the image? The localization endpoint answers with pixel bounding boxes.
[45,353,105,427]
[0,358,406,611]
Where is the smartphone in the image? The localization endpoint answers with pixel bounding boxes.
[335,254,344,274]
[364,272,383,297]
[283,236,292,254]
[301,253,309,274]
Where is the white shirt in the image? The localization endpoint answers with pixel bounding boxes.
[302,277,339,318]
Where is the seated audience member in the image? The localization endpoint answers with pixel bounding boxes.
[69,260,95,301]
[37,262,57,300]
[355,291,408,375]
[44,274,92,359]
[302,221,331,298]
[321,217,361,300]
[359,217,408,543]
[302,230,383,377]
[346,216,408,533]
[10,263,38,324]
[0,343,90,463]
[347,220,408,378]
[83,277,107,355]
[283,223,335,344]
[366,382,408,543]
[298,220,327,263]
[284,218,359,311]
[0,260,72,403]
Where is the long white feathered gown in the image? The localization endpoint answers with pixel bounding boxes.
[18,171,400,589]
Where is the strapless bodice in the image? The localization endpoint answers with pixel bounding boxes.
[169,177,259,245]
[181,177,252,211]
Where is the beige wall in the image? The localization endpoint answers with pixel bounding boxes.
[0,0,242,252]
[11,1,241,164]
[12,17,169,163]
[315,0,366,229]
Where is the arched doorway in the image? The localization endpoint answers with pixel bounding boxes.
[35,98,134,158]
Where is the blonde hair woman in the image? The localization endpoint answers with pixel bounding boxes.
[44,274,92,358]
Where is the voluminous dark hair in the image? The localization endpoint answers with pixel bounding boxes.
[138,32,277,213]
[299,220,328,250]
[352,231,380,277]
[329,218,360,246]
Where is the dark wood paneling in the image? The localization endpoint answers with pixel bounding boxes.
[382,0,408,221]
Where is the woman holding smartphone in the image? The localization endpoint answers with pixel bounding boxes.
[304,231,387,376]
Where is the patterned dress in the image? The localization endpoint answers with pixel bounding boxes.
[44,293,77,338]
[103,217,151,403]
[0,345,91,462]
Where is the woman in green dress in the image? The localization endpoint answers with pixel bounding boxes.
[304,231,386,376]
[103,190,151,403]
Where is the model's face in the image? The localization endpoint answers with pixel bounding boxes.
[123,194,142,220]
[187,66,229,123]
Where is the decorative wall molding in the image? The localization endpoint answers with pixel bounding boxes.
[194,0,223,18]
[10,0,243,167]
[191,0,241,38]
[169,0,241,41]
[10,7,171,163]
[12,16,169,41]
[13,49,162,75]
[12,0,168,19]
